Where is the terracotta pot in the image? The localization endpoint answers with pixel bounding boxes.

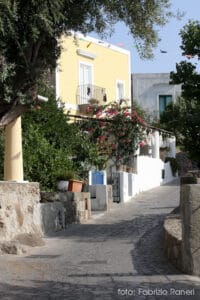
[68,179,83,192]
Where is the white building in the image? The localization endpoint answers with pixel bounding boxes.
[132,73,182,120]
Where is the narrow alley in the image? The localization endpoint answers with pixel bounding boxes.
[0,180,200,299]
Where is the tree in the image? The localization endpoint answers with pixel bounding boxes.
[160,20,200,162]
[0,0,176,126]
[21,84,102,190]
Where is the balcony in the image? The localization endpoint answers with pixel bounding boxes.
[76,85,107,111]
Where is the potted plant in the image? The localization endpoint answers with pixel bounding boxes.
[55,170,75,191]
[68,175,83,192]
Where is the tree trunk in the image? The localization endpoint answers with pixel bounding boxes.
[0,104,29,127]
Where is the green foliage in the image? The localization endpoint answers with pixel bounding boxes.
[53,169,76,181]
[0,0,177,127]
[22,84,102,190]
[23,123,74,190]
[70,128,107,179]
[22,84,73,153]
[160,20,200,163]
[180,20,200,59]
[170,61,200,101]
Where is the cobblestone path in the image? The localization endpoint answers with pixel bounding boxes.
[0,180,200,299]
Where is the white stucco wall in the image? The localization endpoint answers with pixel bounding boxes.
[132,73,182,118]
[137,156,163,191]
[137,156,175,191]
[118,156,176,203]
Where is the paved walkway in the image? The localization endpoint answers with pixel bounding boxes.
[0,180,200,299]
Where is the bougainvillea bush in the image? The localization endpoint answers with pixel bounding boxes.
[79,102,147,168]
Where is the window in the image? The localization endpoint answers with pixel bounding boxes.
[116,80,125,101]
[79,62,93,104]
[159,95,172,115]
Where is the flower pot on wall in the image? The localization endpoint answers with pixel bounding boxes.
[57,180,69,192]
[68,180,83,192]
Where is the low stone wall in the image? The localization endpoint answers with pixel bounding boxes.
[181,184,200,275]
[60,192,91,224]
[0,182,91,251]
[40,191,91,230]
[163,213,182,270]
[164,179,200,276]
[0,182,42,242]
[34,202,66,235]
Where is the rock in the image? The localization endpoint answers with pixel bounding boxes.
[40,192,60,203]
[0,241,27,255]
[176,152,199,176]
[0,182,42,241]
[14,233,45,247]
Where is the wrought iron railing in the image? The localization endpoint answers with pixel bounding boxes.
[76,84,107,105]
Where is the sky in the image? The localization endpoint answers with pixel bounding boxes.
[91,0,200,73]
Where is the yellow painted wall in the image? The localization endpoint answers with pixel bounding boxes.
[58,34,131,110]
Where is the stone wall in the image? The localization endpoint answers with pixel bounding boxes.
[164,179,200,276]
[0,182,42,242]
[163,214,182,270]
[34,202,66,235]
[40,191,91,229]
[0,182,91,251]
[176,152,199,176]
[180,184,200,275]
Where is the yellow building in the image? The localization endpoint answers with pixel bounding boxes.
[55,32,131,114]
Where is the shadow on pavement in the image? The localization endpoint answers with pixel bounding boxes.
[162,178,180,186]
[131,219,179,276]
[0,278,200,300]
[28,214,180,276]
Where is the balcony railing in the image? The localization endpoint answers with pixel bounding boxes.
[76,84,107,105]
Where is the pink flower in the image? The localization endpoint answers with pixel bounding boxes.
[139,141,145,147]
[111,110,118,116]
[123,111,130,117]
[99,135,105,142]
[96,110,103,118]
[137,116,146,125]
[131,111,138,118]
[105,109,118,116]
